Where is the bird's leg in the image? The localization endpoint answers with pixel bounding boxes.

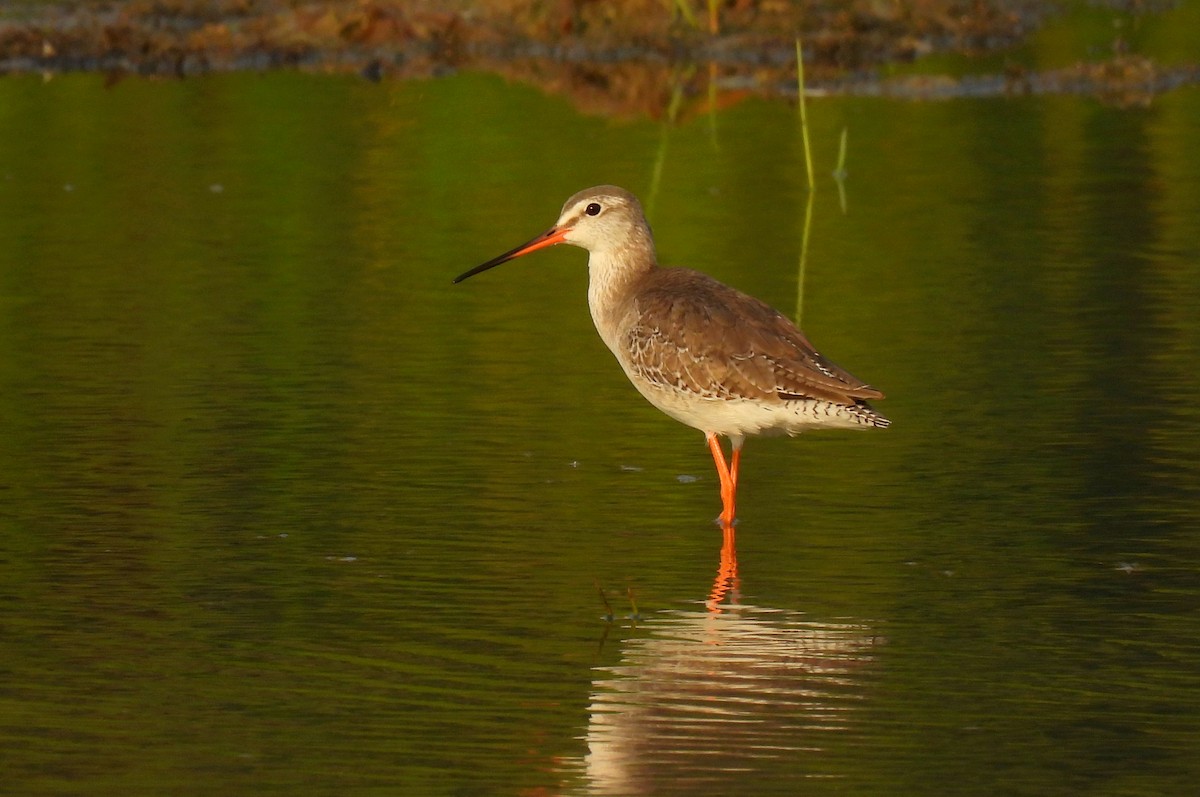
[705,432,737,526]
[729,440,743,492]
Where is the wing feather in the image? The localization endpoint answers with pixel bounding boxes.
[622,269,883,405]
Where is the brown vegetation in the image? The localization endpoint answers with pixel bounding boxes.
[1,1,1194,112]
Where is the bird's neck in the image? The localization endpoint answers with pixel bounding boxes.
[586,244,656,354]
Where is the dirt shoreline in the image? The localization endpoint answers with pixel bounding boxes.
[1,1,1195,111]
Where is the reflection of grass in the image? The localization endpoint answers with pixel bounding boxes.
[793,38,851,322]
[647,68,691,214]
[797,190,814,327]
[796,37,814,325]
[835,126,849,212]
[835,126,848,179]
[796,37,815,192]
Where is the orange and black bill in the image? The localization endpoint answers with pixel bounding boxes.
[453,227,571,283]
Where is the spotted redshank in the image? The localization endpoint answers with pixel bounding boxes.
[454,186,888,526]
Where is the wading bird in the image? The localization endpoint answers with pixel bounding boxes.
[454,186,888,526]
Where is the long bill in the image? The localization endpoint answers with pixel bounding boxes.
[453,226,572,284]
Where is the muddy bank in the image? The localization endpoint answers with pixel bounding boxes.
[1,1,1195,111]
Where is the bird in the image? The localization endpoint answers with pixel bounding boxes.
[454,186,888,526]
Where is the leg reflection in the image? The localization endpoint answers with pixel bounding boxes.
[706,521,740,612]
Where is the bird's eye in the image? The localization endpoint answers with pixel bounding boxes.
[585,202,602,216]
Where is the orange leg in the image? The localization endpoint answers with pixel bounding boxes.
[705,432,737,526]
[730,444,742,492]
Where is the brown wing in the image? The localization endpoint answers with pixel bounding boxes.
[624,269,884,405]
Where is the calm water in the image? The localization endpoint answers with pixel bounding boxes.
[1,70,1199,796]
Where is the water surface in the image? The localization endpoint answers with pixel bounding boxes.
[1,72,1198,795]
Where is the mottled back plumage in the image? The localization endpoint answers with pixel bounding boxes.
[623,267,885,412]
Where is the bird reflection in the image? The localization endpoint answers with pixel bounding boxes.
[565,531,881,795]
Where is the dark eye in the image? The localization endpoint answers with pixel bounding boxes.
[585,202,602,216]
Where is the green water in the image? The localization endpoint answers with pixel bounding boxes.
[1,72,1198,796]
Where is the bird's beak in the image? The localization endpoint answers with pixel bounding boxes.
[453,226,572,284]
